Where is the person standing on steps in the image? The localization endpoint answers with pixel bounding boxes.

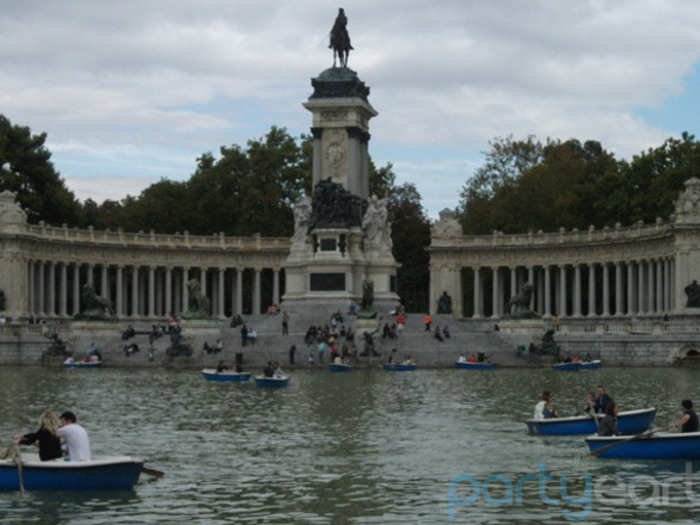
[282,311,289,335]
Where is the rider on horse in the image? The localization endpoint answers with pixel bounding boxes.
[329,8,353,67]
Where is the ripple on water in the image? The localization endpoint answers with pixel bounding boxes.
[0,367,699,523]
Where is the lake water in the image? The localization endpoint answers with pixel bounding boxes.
[0,366,698,524]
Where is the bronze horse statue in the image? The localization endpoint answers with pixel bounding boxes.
[329,8,353,68]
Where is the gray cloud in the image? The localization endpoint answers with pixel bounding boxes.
[1,0,699,214]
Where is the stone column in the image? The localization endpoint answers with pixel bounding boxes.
[100,264,108,301]
[218,267,225,319]
[131,266,139,317]
[627,262,635,316]
[37,262,45,316]
[72,264,80,315]
[559,265,567,317]
[273,268,280,307]
[544,266,551,317]
[639,261,645,314]
[236,268,243,315]
[615,262,623,316]
[647,260,655,314]
[588,264,596,316]
[59,263,68,317]
[573,264,581,317]
[664,257,673,312]
[115,266,123,318]
[537,267,544,314]
[87,264,94,287]
[200,268,207,313]
[528,266,535,310]
[602,263,610,316]
[182,267,189,314]
[473,267,481,318]
[656,260,664,313]
[165,267,172,316]
[48,262,56,316]
[147,266,155,318]
[491,266,500,319]
[253,268,261,315]
[27,261,34,315]
[510,267,517,299]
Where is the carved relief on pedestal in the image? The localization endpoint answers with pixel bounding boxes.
[321,110,349,121]
[323,129,347,183]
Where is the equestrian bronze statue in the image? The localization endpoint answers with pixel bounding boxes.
[329,8,353,67]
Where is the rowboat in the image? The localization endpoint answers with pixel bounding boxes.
[329,363,352,372]
[586,431,700,459]
[0,454,143,491]
[383,364,416,371]
[201,369,252,382]
[455,361,495,370]
[254,375,290,388]
[526,407,656,436]
[63,361,103,369]
[552,360,601,371]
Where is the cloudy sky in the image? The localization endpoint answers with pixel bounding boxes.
[1,1,699,216]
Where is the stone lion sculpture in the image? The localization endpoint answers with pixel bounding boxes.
[79,284,113,319]
[504,283,539,318]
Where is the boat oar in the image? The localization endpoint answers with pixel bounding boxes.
[589,427,657,457]
[1,443,25,495]
[141,465,165,478]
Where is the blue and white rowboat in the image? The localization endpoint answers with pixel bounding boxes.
[526,407,656,436]
[64,361,103,369]
[0,454,142,491]
[383,364,416,372]
[553,362,581,371]
[580,360,601,370]
[455,362,495,370]
[329,363,352,372]
[202,369,252,382]
[254,375,290,388]
[586,431,700,459]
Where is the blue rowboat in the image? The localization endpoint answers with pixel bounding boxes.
[586,431,700,459]
[579,360,601,370]
[0,454,142,491]
[526,407,656,436]
[455,362,495,370]
[553,362,580,371]
[254,375,290,388]
[383,364,416,372]
[201,369,252,382]
[64,361,103,369]
[329,363,352,372]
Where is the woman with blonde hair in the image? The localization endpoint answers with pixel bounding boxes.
[14,409,62,461]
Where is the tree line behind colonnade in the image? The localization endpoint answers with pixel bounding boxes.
[0,114,431,312]
[459,132,700,234]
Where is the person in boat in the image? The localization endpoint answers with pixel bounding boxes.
[87,343,102,362]
[583,392,595,414]
[273,362,284,378]
[63,356,75,365]
[333,355,342,365]
[402,355,416,366]
[597,402,620,436]
[457,353,467,364]
[58,411,91,461]
[467,354,477,363]
[263,362,274,378]
[216,360,227,373]
[594,386,614,414]
[534,391,558,420]
[14,409,62,461]
[673,399,699,433]
[572,355,581,363]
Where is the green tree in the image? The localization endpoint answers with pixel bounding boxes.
[388,183,430,312]
[0,114,80,225]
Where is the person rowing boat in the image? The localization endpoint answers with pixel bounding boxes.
[673,399,698,433]
[533,391,558,420]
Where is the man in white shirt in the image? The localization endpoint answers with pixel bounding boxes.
[58,411,91,461]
